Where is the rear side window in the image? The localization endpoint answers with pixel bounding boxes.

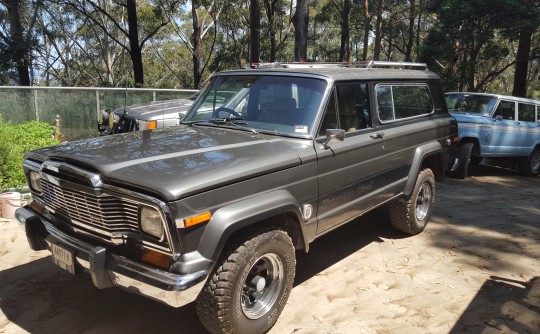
[518,103,536,122]
[377,84,433,122]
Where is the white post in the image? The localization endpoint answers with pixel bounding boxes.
[34,89,39,121]
[96,90,100,120]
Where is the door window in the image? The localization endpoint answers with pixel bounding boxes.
[319,83,371,135]
[493,101,515,120]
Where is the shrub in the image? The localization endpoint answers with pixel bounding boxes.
[0,116,59,190]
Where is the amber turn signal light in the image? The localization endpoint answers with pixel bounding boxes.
[142,248,171,269]
[184,211,212,228]
[147,120,158,130]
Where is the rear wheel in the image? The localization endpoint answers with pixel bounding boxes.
[451,142,474,179]
[196,229,295,334]
[519,149,540,176]
[389,168,435,235]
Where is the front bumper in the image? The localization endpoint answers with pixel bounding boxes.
[15,206,207,308]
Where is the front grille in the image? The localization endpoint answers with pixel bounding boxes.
[41,180,140,239]
[113,115,139,133]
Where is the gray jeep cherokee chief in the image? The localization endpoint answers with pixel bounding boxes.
[16,61,458,334]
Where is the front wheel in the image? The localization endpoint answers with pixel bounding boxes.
[451,142,474,179]
[518,149,540,176]
[389,168,435,235]
[196,229,296,334]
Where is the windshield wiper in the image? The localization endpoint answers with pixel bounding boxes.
[181,120,208,125]
[209,118,259,134]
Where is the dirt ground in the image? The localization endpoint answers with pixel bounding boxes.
[1,164,539,334]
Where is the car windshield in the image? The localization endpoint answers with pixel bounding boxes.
[182,74,327,137]
[445,93,498,116]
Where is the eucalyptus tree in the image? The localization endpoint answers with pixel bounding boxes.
[63,0,179,87]
[0,0,40,85]
[422,0,539,96]
[293,0,309,61]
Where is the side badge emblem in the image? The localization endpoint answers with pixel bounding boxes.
[302,204,313,221]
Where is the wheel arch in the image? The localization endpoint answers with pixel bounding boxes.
[459,137,481,156]
[196,190,308,262]
[403,141,444,197]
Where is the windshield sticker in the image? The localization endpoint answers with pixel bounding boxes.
[294,125,308,134]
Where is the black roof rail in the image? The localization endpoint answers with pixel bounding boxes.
[250,61,428,70]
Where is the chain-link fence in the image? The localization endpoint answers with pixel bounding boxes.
[0,87,198,141]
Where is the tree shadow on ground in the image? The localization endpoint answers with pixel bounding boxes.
[450,276,540,333]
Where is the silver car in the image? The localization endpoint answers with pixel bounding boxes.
[98,95,197,134]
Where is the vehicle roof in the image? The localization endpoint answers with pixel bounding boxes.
[446,92,540,104]
[218,66,441,81]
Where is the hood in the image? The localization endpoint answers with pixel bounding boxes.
[114,99,195,121]
[28,126,310,201]
[449,111,492,124]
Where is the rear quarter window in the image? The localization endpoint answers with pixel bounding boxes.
[518,103,536,122]
[377,84,433,122]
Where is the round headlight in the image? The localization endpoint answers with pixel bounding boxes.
[109,112,120,128]
[140,206,164,239]
[29,171,42,193]
[98,109,109,125]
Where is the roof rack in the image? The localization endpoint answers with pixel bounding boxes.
[359,61,428,70]
[251,61,428,70]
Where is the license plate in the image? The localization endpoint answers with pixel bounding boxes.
[52,243,75,274]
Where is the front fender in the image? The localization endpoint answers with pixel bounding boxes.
[197,190,305,261]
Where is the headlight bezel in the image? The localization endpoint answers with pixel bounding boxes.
[29,171,43,194]
[139,205,165,240]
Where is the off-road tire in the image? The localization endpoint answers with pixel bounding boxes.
[518,149,540,176]
[389,168,435,235]
[196,229,295,334]
[451,142,474,179]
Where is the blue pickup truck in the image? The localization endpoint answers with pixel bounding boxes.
[446,92,540,178]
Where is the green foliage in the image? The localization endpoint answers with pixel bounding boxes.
[0,117,59,190]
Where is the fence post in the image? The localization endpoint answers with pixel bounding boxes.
[34,89,39,121]
[96,90,100,121]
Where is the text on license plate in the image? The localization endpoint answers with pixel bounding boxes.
[52,243,75,274]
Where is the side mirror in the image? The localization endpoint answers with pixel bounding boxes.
[494,115,503,121]
[323,129,345,149]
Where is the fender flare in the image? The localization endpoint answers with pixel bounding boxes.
[197,189,306,261]
[403,141,442,197]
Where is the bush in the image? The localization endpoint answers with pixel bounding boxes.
[0,116,59,190]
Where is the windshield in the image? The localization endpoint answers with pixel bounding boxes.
[445,93,498,116]
[182,74,327,136]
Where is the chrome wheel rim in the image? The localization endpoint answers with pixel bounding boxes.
[241,253,284,319]
[416,183,432,221]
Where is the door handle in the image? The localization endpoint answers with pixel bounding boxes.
[370,132,384,139]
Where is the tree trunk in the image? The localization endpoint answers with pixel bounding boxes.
[405,0,416,62]
[362,0,370,61]
[512,28,532,98]
[263,0,276,62]
[6,0,31,86]
[373,0,385,61]
[293,0,309,62]
[250,0,261,65]
[415,0,423,62]
[339,0,351,62]
[192,3,202,89]
[126,0,144,86]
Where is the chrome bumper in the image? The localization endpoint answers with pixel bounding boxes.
[15,206,207,308]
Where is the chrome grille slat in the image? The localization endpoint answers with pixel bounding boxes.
[41,180,141,237]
